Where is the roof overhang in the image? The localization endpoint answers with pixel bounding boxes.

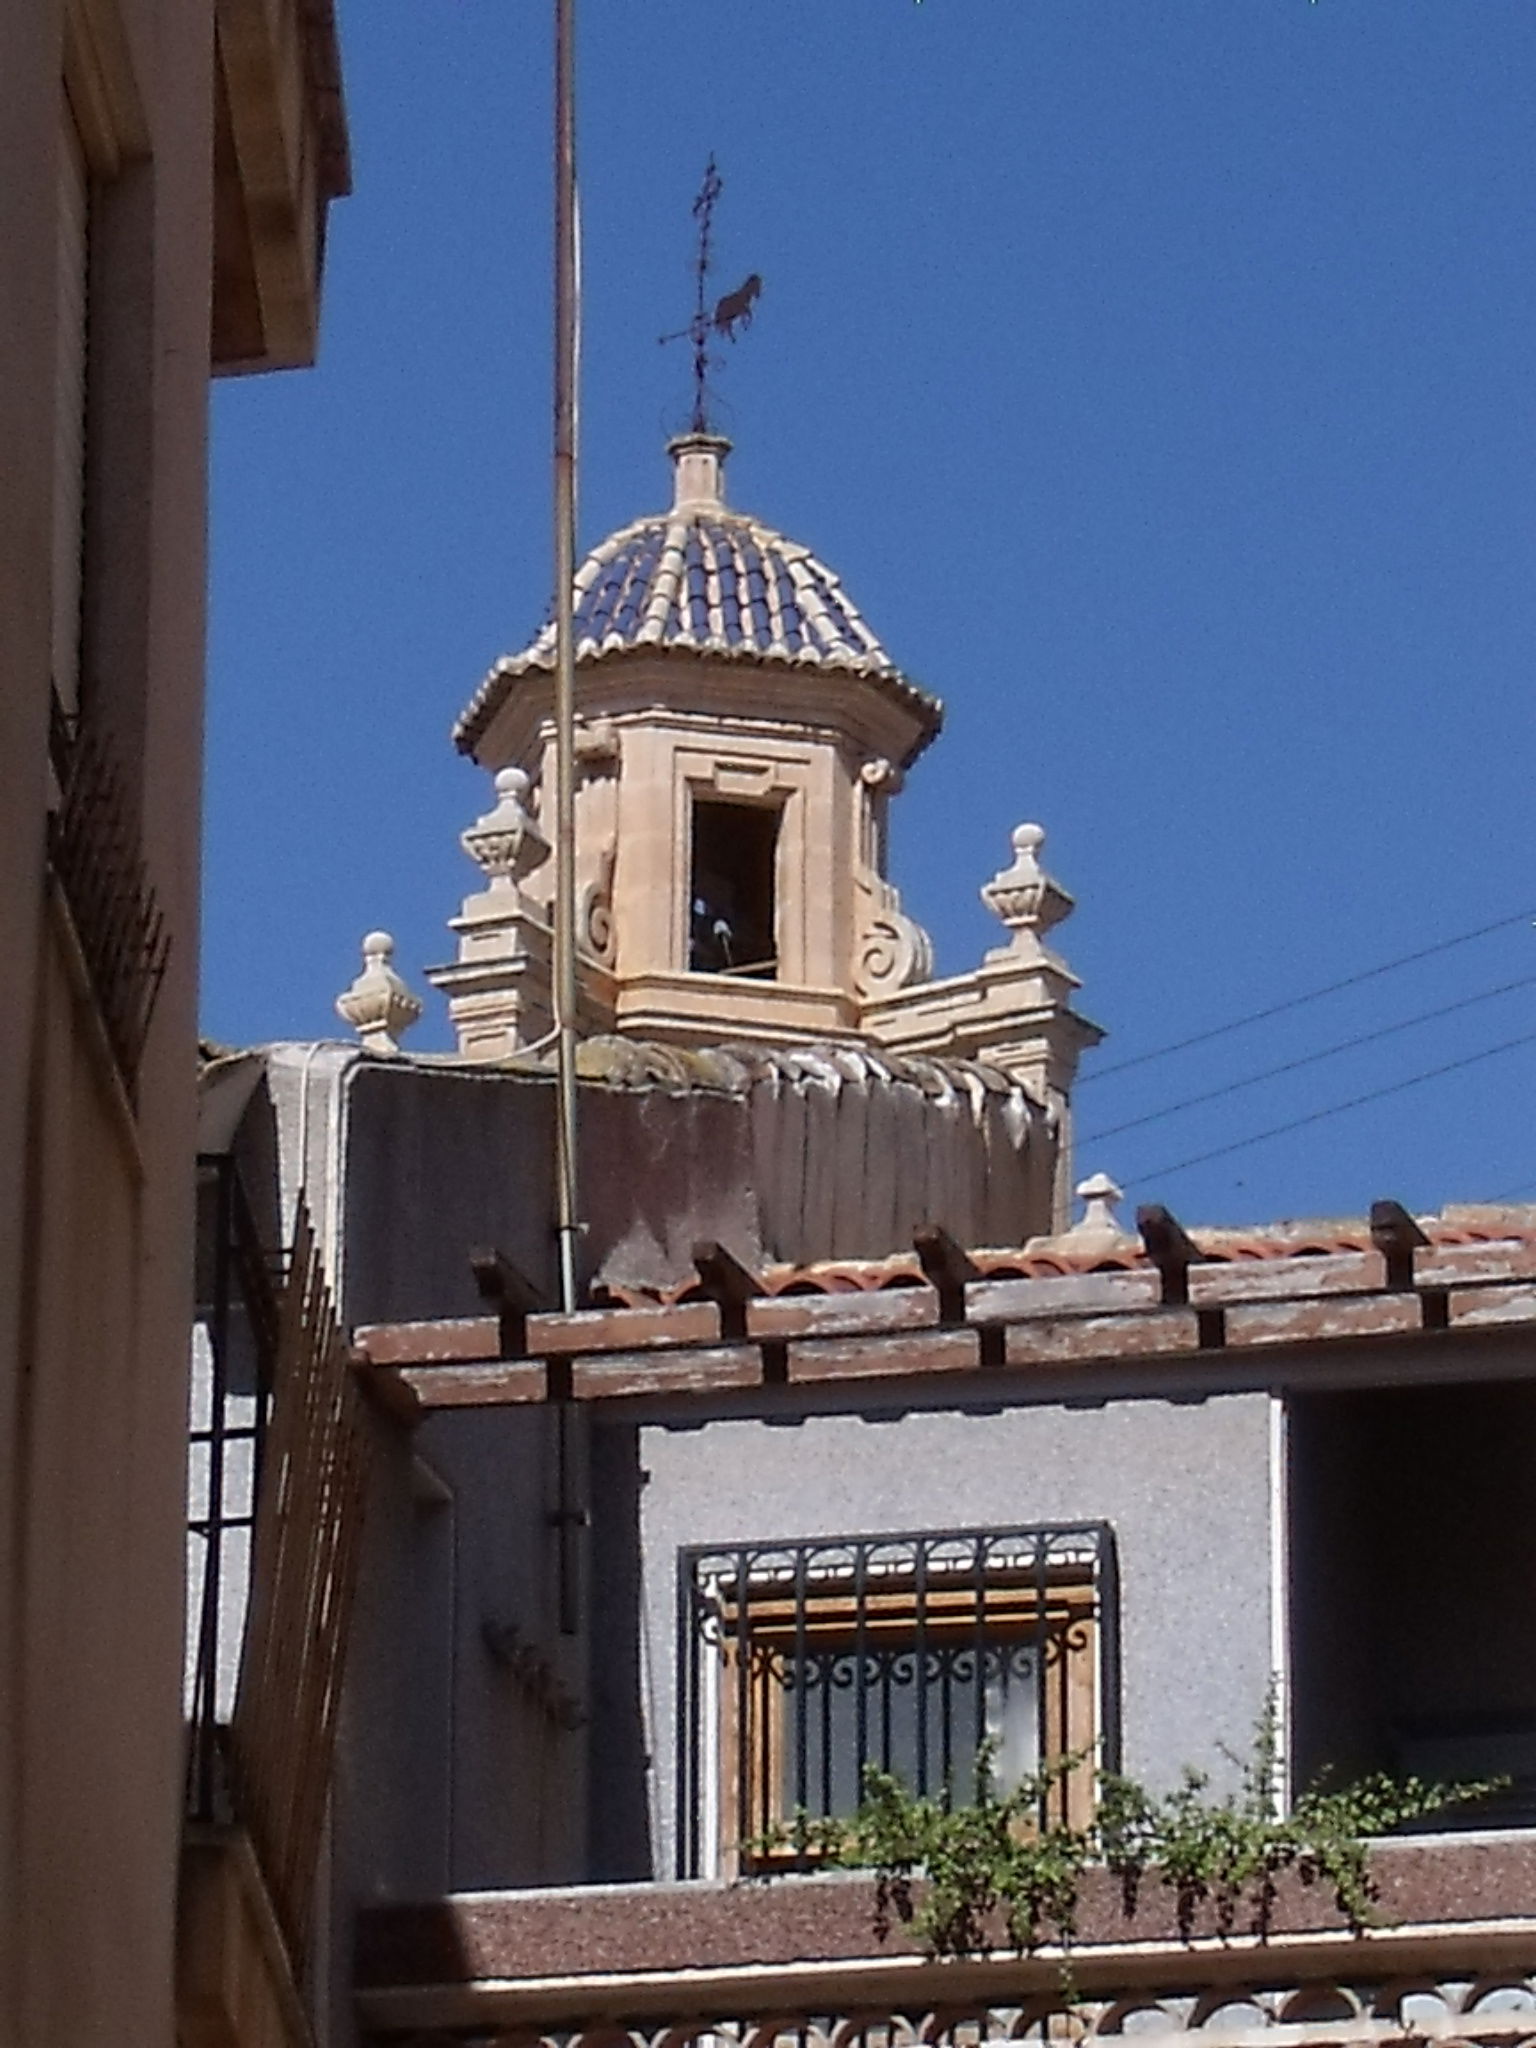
[351,1208,1536,1423]
[455,643,944,773]
[211,0,350,375]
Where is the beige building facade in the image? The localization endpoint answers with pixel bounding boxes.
[0,3,346,2042]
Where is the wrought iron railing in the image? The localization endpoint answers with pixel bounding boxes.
[186,1153,284,1823]
[47,689,170,1096]
[229,1197,369,1971]
[187,1187,369,1974]
[677,1522,1120,1878]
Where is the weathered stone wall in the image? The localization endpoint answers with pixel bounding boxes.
[262,1044,1058,1315]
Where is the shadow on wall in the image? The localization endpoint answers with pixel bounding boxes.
[587,1422,655,1881]
[1290,1377,1536,1821]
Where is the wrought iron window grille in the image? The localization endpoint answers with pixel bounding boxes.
[677,1522,1120,1879]
[47,686,170,1098]
[186,1154,284,1824]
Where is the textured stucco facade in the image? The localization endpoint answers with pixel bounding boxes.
[260,1039,1061,1313]
[613,1394,1278,1880]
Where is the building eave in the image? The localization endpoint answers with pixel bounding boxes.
[210,0,351,375]
[454,640,944,770]
[350,1201,1536,1422]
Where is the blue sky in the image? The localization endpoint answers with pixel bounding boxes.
[205,0,1536,1229]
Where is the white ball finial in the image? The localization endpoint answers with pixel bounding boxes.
[981,820,1075,962]
[336,930,422,1055]
[462,765,550,893]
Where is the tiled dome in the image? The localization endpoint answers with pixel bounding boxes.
[561,505,887,667]
[454,435,941,756]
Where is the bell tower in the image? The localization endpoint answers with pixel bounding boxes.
[432,432,941,1048]
[426,434,1101,1145]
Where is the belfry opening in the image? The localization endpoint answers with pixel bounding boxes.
[689,798,779,979]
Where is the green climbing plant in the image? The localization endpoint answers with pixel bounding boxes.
[749,1698,1502,1964]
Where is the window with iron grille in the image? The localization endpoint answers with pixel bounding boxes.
[677,1523,1120,1877]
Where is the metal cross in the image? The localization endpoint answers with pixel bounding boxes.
[660,156,761,434]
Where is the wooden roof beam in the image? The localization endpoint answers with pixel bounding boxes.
[1370,1200,1431,1292]
[913,1225,980,1325]
[469,1246,547,1359]
[1136,1204,1204,1306]
[691,1240,764,1341]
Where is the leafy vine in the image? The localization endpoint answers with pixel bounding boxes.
[751,1701,1500,1965]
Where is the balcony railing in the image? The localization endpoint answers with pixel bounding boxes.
[230,1198,369,1972]
[186,1189,369,1978]
[47,690,169,1097]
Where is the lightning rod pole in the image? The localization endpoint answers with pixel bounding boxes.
[552,0,582,1314]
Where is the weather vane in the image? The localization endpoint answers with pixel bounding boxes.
[659,156,761,434]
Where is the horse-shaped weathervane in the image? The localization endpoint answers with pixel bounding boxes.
[712,272,761,341]
[659,157,762,432]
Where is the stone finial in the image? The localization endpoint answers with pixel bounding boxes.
[1067,1171,1126,1239]
[461,767,551,894]
[668,431,731,513]
[981,822,1075,963]
[335,931,422,1055]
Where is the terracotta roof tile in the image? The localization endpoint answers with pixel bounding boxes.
[585,1212,1535,1309]
[353,1203,1536,1417]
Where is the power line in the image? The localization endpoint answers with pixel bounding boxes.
[1082,973,1536,1146]
[1124,1025,1536,1188]
[1079,909,1536,1088]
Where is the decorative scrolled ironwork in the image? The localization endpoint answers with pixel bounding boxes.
[679,1521,1116,1872]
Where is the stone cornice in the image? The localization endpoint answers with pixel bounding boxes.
[457,642,942,771]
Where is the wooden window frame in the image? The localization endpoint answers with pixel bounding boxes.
[682,1531,1115,1879]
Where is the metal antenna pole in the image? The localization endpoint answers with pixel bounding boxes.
[552,0,581,1313]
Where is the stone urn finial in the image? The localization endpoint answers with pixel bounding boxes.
[981,822,1075,962]
[335,931,422,1055]
[461,766,552,895]
[1067,1171,1126,1239]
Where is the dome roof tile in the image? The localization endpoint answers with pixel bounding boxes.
[454,435,942,757]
